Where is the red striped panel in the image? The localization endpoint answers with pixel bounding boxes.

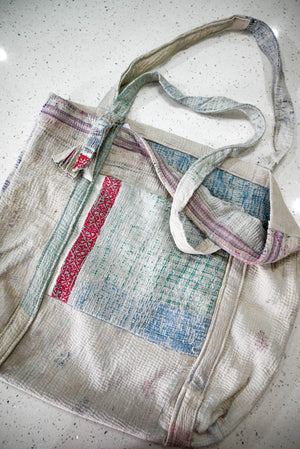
[52,176,121,303]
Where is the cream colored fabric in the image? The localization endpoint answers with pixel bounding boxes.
[0,15,299,449]
[0,93,299,448]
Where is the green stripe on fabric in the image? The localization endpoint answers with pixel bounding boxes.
[21,126,121,317]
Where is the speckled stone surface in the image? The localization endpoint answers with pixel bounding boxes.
[0,1,299,448]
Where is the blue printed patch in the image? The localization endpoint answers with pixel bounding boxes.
[147,140,270,228]
[68,183,228,356]
[65,142,270,357]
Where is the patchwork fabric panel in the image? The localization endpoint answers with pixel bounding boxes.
[51,133,271,357]
[52,176,229,356]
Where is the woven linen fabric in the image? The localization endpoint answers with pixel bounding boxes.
[0,15,299,448]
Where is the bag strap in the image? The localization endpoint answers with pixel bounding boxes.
[57,15,293,179]
[247,18,294,169]
[107,16,293,256]
[54,16,293,256]
[117,15,294,171]
[118,15,249,91]
[117,71,267,254]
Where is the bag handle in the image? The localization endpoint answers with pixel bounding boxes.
[118,15,250,92]
[112,70,266,255]
[117,15,294,170]
[54,16,293,257]
[57,16,293,179]
[110,16,293,256]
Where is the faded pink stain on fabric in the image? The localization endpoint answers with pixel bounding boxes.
[255,330,269,350]
[142,380,157,398]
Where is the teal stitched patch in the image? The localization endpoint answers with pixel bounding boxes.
[147,140,270,228]
[68,183,228,356]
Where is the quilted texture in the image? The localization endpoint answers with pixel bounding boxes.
[0,15,299,448]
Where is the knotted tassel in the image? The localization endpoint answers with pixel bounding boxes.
[52,111,117,180]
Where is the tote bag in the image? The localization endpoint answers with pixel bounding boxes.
[0,15,299,448]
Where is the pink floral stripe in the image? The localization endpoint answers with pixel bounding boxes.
[73,154,90,169]
[52,176,121,303]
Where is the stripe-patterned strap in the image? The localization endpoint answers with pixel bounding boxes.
[59,16,293,180]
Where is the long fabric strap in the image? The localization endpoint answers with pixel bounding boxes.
[110,16,293,255]
[56,15,293,178]
[113,72,266,254]
[117,15,294,170]
[53,15,294,256]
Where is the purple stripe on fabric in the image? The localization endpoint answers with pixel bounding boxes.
[42,110,91,134]
[265,231,284,263]
[190,193,260,257]
[122,131,181,194]
[44,103,93,129]
[113,137,151,158]
[124,128,262,259]
[188,201,259,259]
[156,156,260,259]
[115,134,144,150]
[271,232,284,262]
[264,231,277,263]
[121,127,135,138]
[113,141,151,158]
[47,94,93,118]
[147,146,179,194]
[191,198,260,258]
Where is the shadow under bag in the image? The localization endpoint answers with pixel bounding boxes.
[0,15,299,448]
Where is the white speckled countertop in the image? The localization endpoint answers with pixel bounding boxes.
[0,1,299,448]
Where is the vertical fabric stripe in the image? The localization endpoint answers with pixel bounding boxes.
[52,176,121,303]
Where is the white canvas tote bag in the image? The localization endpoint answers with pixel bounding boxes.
[0,15,299,447]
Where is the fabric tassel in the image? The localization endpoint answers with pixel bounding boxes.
[52,145,86,179]
[52,111,118,180]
